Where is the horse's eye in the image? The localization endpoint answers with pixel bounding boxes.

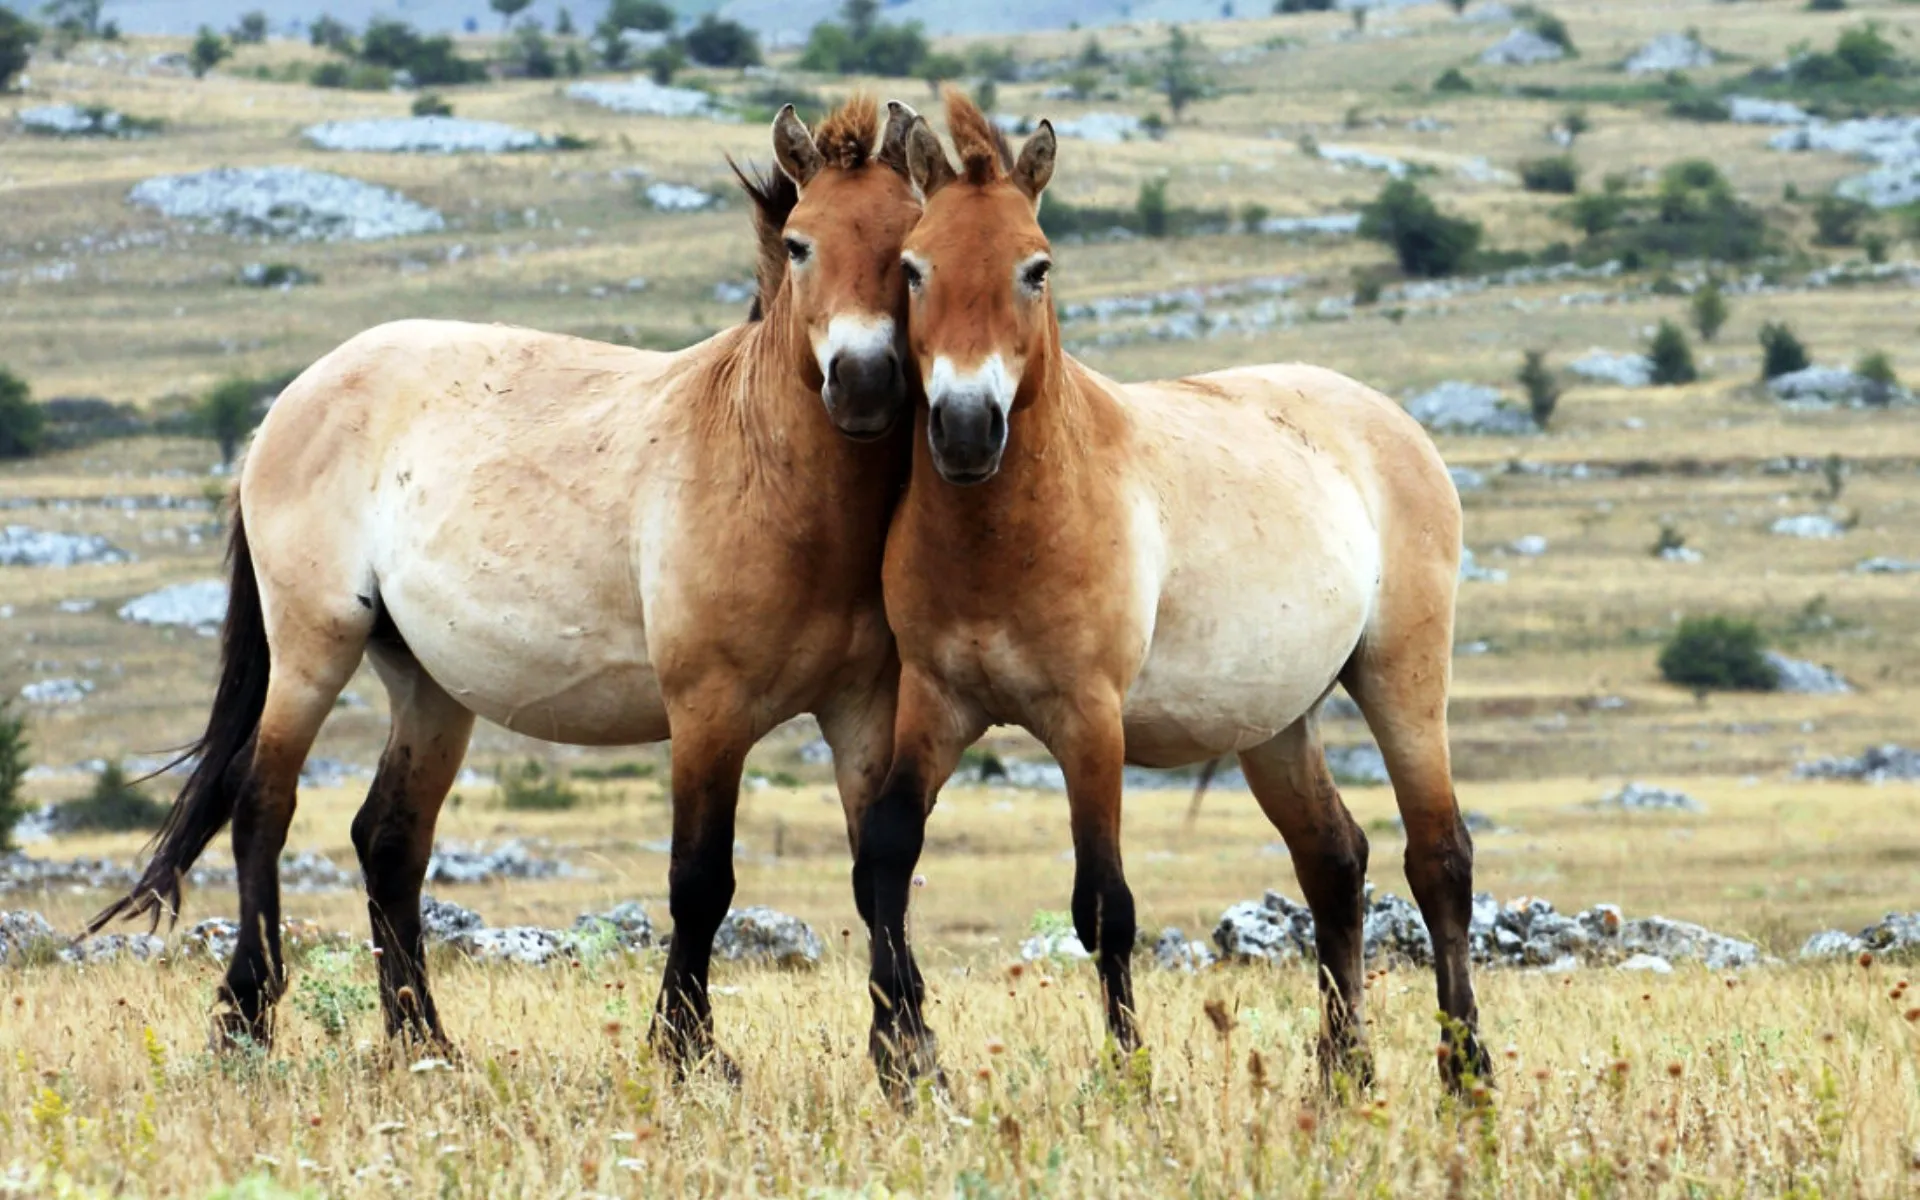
[900,259,924,291]
[784,237,811,264]
[1021,259,1051,292]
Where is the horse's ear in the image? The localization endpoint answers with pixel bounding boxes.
[1011,120,1056,207]
[772,104,823,189]
[906,115,957,199]
[879,99,917,177]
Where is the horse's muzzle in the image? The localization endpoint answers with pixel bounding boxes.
[823,349,905,440]
[927,393,1007,485]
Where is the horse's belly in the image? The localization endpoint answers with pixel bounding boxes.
[1121,579,1370,767]
[379,560,669,747]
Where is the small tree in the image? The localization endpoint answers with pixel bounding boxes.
[602,0,674,33]
[199,378,262,465]
[412,91,452,117]
[1446,0,1469,12]
[1359,180,1483,278]
[230,10,268,44]
[1758,322,1809,380]
[309,13,354,53]
[1530,12,1575,55]
[1822,452,1845,500]
[554,6,574,36]
[508,20,556,78]
[1433,67,1472,93]
[683,14,759,67]
[0,701,27,852]
[51,763,168,833]
[1647,320,1697,385]
[1690,281,1728,342]
[641,39,683,84]
[1855,350,1899,406]
[1658,616,1778,693]
[1519,155,1579,195]
[189,26,230,78]
[0,367,44,458]
[973,78,997,114]
[489,0,531,32]
[1518,350,1561,429]
[1137,178,1171,238]
[1811,193,1871,247]
[919,50,964,96]
[1160,25,1206,123]
[0,8,38,93]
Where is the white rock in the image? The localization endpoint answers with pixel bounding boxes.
[1051,112,1143,143]
[17,103,133,136]
[1595,783,1704,814]
[1258,212,1362,237]
[643,182,717,212]
[1770,513,1845,540]
[0,526,129,568]
[118,579,228,630]
[453,926,566,966]
[1617,953,1673,974]
[566,77,734,121]
[1728,97,1808,126]
[1623,33,1712,76]
[1448,466,1487,492]
[19,678,92,706]
[1509,535,1548,557]
[1020,928,1090,962]
[1836,163,1920,211]
[1458,547,1507,583]
[1764,652,1851,695]
[1480,28,1565,67]
[1405,381,1536,436]
[1569,349,1653,388]
[303,117,553,155]
[1316,144,1409,178]
[1798,929,1864,960]
[1325,743,1389,785]
[1659,545,1704,563]
[129,167,444,242]
[1770,365,1910,407]
[712,906,822,967]
[1857,557,1920,574]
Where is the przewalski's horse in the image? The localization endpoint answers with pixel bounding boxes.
[92,97,924,1076]
[854,92,1490,1095]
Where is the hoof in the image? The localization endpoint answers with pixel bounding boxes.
[1318,1037,1377,1099]
[870,1026,942,1104]
[1439,1030,1494,1095]
[209,1007,271,1054]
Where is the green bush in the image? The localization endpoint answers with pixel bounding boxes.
[1647,320,1697,385]
[1136,178,1171,238]
[0,366,44,459]
[1530,12,1576,55]
[292,947,375,1039]
[498,759,580,810]
[1855,351,1899,405]
[1518,350,1561,429]
[1519,155,1579,195]
[189,26,230,78]
[1,6,42,92]
[1806,0,1846,10]
[1811,193,1872,246]
[507,21,558,78]
[411,92,452,117]
[1666,91,1729,121]
[684,14,759,67]
[1758,322,1810,380]
[1790,23,1903,85]
[1650,524,1687,558]
[309,14,354,53]
[310,60,390,89]
[799,0,929,77]
[1433,66,1472,94]
[230,10,267,44]
[1274,0,1335,10]
[1359,180,1483,279]
[1690,282,1728,342]
[359,18,484,84]
[0,701,27,852]
[1570,160,1774,266]
[199,378,269,465]
[1658,616,1778,692]
[49,763,169,833]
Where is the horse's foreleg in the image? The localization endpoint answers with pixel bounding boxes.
[352,652,475,1045]
[855,666,976,1096]
[815,652,900,860]
[648,699,751,1082]
[1041,694,1139,1053]
[1240,716,1374,1092]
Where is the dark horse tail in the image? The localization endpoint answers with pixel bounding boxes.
[88,511,269,934]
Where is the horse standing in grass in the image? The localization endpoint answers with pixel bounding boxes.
[94,97,924,1076]
[854,92,1489,1094]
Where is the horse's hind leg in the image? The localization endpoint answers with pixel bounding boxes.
[351,646,475,1045]
[1342,589,1491,1092]
[216,638,364,1048]
[1238,716,1373,1091]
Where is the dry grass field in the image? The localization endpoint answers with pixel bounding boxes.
[2,0,1920,1194]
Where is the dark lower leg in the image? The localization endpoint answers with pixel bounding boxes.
[350,747,444,1042]
[1293,812,1372,1090]
[1406,812,1491,1090]
[855,761,935,1087]
[217,768,291,1048]
[647,734,744,1077]
[1070,848,1138,1050]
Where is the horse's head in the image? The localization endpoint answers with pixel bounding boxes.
[897,90,1056,485]
[759,96,922,440]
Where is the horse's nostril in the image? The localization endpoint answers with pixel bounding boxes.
[930,405,946,443]
[988,405,1006,447]
[827,355,843,389]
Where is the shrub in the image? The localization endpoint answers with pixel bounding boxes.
[1811,193,1871,246]
[555,7,574,36]
[359,19,484,84]
[198,377,270,465]
[309,14,354,53]
[0,366,44,459]
[293,948,375,1039]
[1650,524,1687,557]
[602,0,674,32]
[1666,91,1728,121]
[641,40,683,84]
[1863,232,1888,264]
[1790,23,1902,85]
[967,43,1019,82]
[1758,322,1810,379]
[310,60,389,89]
[1433,66,1472,94]
[0,701,27,852]
[0,8,40,93]
[1658,616,1778,692]
[1565,190,1626,236]
[1569,159,1773,265]
[1855,350,1899,405]
[1137,178,1170,238]
[1519,155,1579,195]
[50,763,169,833]
[684,14,759,67]
[411,91,452,116]
[507,20,557,78]
[1647,320,1697,385]
[1518,350,1561,429]
[230,10,267,43]
[1530,12,1575,55]
[489,0,531,31]
[799,0,928,77]
[1275,0,1335,11]
[973,78,998,114]
[1239,202,1270,234]
[1158,25,1207,122]
[190,27,230,78]
[1806,0,1846,10]
[1690,282,1728,342]
[1359,180,1483,278]
[498,759,580,810]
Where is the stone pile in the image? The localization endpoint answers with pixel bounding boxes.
[1763,652,1851,695]
[424,840,576,884]
[1795,744,1920,783]
[0,526,129,567]
[1591,782,1704,814]
[129,167,445,242]
[1404,382,1536,436]
[1480,28,1565,66]
[119,579,228,633]
[303,117,553,154]
[566,77,733,120]
[1798,913,1920,961]
[1623,33,1713,75]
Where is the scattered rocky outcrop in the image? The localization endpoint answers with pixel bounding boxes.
[303,117,554,154]
[1258,212,1362,238]
[1591,783,1704,814]
[1763,652,1851,695]
[0,910,58,963]
[1798,913,1920,961]
[1770,514,1846,540]
[572,901,656,952]
[1795,744,1920,783]
[129,167,445,242]
[712,906,823,968]
[1765,114,1920,209]
[118,579,228,633]
[1051,112,1143,143]
[1325,743,1389,786]
[1569,349,1653,388]
[1769,365,1912,408]
[1404,382,1536,436]
[1480,28,1566,67]
[423,840,576,885]
[566,77,734,120]
[17,104,155,138]
[1623,33,1713,75]
[420,894,485,941]
[1153,927,1216,972]
[1728,97,1808,126]
[1857,557,1920,575]
[1315,144,1409,178]
[643,182,718,212]
[0,526,129,567]
[18,678,93,706]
